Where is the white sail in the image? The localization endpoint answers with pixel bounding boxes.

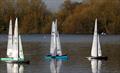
[7,19,13,58]
[91,59,102,73]
[55,19,57,32]
[50,21,56,56]
[19,35,24,60]
[56,31,62,56]
[91,19,98,57]
[55,20,62,56]
[12,18,19,59]
[97,35,102,56]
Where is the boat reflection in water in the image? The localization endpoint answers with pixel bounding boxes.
[50,59,62,73]
[7,63,24,73]
[91,59,102,73]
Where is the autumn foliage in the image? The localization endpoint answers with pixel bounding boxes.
[0,0,120,34]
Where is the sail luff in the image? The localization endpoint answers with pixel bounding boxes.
[91,18,98,57]
[7,19,13,58]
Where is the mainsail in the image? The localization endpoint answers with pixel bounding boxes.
[7,19,13,58]
[91,19,98,57]
[12,18,19,59]
[50,21,56,56]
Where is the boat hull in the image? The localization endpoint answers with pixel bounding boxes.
[11,60,30,64]
[87,56,108,60]
[0,58,30,64]
[45,55,68,60]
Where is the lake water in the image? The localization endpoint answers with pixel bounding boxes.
[0,34,120,73]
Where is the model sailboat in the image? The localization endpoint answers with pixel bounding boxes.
[46,20,68,60]
[88,19,107,60]
[0,18,29,64]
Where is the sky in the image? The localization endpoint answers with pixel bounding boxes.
[43,0,83,12]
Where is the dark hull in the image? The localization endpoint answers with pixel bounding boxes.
[90,56,108,60]
[12,60,30,64]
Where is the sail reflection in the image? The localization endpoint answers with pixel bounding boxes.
[7,63,24,73]
[7,63,13,73]
[91,59,102,73]
[50,59,62,73]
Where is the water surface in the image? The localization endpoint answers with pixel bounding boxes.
[0,34,120,73]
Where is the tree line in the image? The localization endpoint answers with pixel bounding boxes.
[0,0,120,34]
